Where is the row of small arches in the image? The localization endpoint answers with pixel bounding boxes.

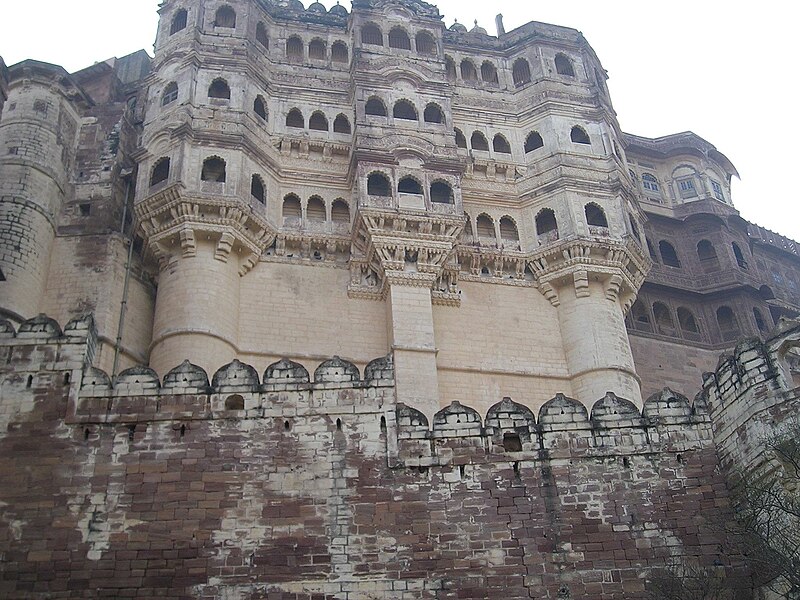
[647,239,748,270]
[454,126,589,155]
[630,301,767,340]
[365,97,446,124]
[366,172,455,204]
[149,156,268,205]
[282,195,351,225]
[361,23,437,55]
[445,53,574,87]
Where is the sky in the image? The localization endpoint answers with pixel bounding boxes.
[1,1,798,242]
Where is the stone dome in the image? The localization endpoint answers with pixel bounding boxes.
[329,1,348,15]
[307,1,326,13]
[470,21,488,35]
[449,20,467,33]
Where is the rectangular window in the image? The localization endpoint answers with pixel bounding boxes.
[678,178,697,199]
[711,180,724,201]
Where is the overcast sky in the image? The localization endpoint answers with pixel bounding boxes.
[2,1,797,242]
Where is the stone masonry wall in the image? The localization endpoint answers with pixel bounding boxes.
[0,314,754,599]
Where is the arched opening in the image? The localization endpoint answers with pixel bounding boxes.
[460,59,478,81]
[677,307,700,335]
[161,82,179,106]
[150,158,170,187]
[493,134,511,154]
[250,175,265,203]
[585,203,608,228]
[570,126,590,144]
[653,302,676,336]
[512,58,531,86]
[333,114,351,134]
[393,100,418,121]
[642,173,660,193]
[287,36,303,61]
[331,41,348,63]
[423,103,444,124]
[535,208,558,242]
[214,5,236,28]
[307,196,326,222]
[415,31,436,55]
[697,240,719,271]
[481,61,499,84]
[628,215,641,241]
[759,285,775,301]
[282,194,302,224]
[629,300,652,332]
[208,78,231,100]
[331,199,350,223]
[753,307,768,333]
[454,128,467,149]
[471,131,489,152]
[659,241,681,267]
[254,95,268,121]
[309,38,326,60]
[647,239,659,263]
[732,242,747,269]
[309,111,329,131]
[201,157,226,182]
[388,26,411,50]
[170,9,188,35]
[225,395,244,410]
[365,96,387,117]
[716,306,739,341]
[367,172,391,196]
[430,181,453,204]
[361,24,383,46]
[445,56,457,81]
[398,176,423,195]
[499,217,519,242]
[524,131,543,153]
[476,214,495,241]
[286,108,304,128]
[554,53,575,77]
[256,22,269,48]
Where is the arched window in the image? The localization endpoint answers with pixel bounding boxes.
[398,176,423,195]
[642,173,660,192]
[454,128,467,149]
[365,96,387,117]
[161,82,178,106]
[460,59,478,81]
[647,239,659,263]
[333,114,351,134]
[753,307,767,332]
[659,241,681,267]
[423,103,444,124]
[677,307,700,334]
[430,181,453,204]
[535,208,558,241]
[309,111,328,131]
[367,172,391,196]
[214,5,236,28]
[476,214,494,240]
[201,157,226,182]
[585,203,608,228]
[393,100,418,121]
[256,22,269,48]
[481,61,499,84]
[208,78,231,100]
[554,53,575,77]
[282,194,302,223]
[629,300,651,332]
[499,217,518,242]
[570,126,590,144]
[287,36,303,61]
[170,9,188,35]
[716,306,739,340]
[309,39,326,60]
[415,31,436,55]
[307,196,326,221]
[697,240,719,271]
[388,26,411,50]
[250,175,265,203]
[331,199,350,223]
[471,131,489,151]
[653,302,675,335]
[524,132,543,153]
[445,56,457,81]
[286,108,304,128]
[493,134,511,154]
[254,96,268,121]
[628,215,641,241]
[150,158,170,187]
[361,24,383,46]
[732,242,747,269]
[332,41,348,63]
[512,58,531,86]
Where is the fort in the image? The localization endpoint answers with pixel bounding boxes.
[0,0,799,597]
